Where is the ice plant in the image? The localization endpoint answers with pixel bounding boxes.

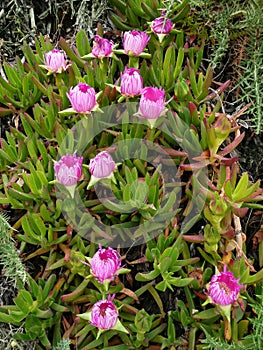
[151,17,173,34]
[89,151,116,179]
[90,295,118,330]
[207,265,242,306]
[41,49,67,74]
[204,265,243,341]
[120,68,143,97]
[54,154,83,187]
[137,87,166,127]
[123,30,150,56]
[91,35,114,58]
[88,151,116,189]
[77,295,128,336]
[54,153,83,197]
[90,245,122,283]
[66,83,97,114]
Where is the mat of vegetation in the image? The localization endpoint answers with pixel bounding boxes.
[0,1,262,349]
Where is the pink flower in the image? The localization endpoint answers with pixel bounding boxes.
[67,83,97,114]
[89,151,116,179]
[120,68,143,97]
[90,245,122,283]
[138,87,166,120]
[43,49,67,73]
[54,153,83,187]
[207,265,242,306]
[90,295,118,330]
[91,35,114,58]
[151,17,173,34]
[123,30,150,56]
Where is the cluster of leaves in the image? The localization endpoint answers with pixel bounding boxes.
[0,0,262,349]
[0,213,27,284]
[187,0,263,133]
[200,293,263,350]
[235,14,263,134]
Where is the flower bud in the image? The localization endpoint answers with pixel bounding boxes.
[90,295,118,330]
[90,245,122,283]
[123,30,150,56]
[120,68,143,97]
[151,17,173,34]
[138,86,166,120]
[89,151,116,179]
[43,49,67,73]
[92,35,114,58]
[209,195,228,216]
[67,83,97,114]
[174,78,189,100]
[54,153,83,187]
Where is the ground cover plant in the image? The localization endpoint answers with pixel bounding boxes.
[0,0,262,349]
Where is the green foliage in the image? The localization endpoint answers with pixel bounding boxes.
[236,14,263,134]
[53,339,71,350]
[138,231,198,291]
[245,293,263,350]
[0,0,262,348]
[188,0,263,133]
[0,273,69,348]
[108,0,190,30]
[199,293,263,350]
[0,214,27,284]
